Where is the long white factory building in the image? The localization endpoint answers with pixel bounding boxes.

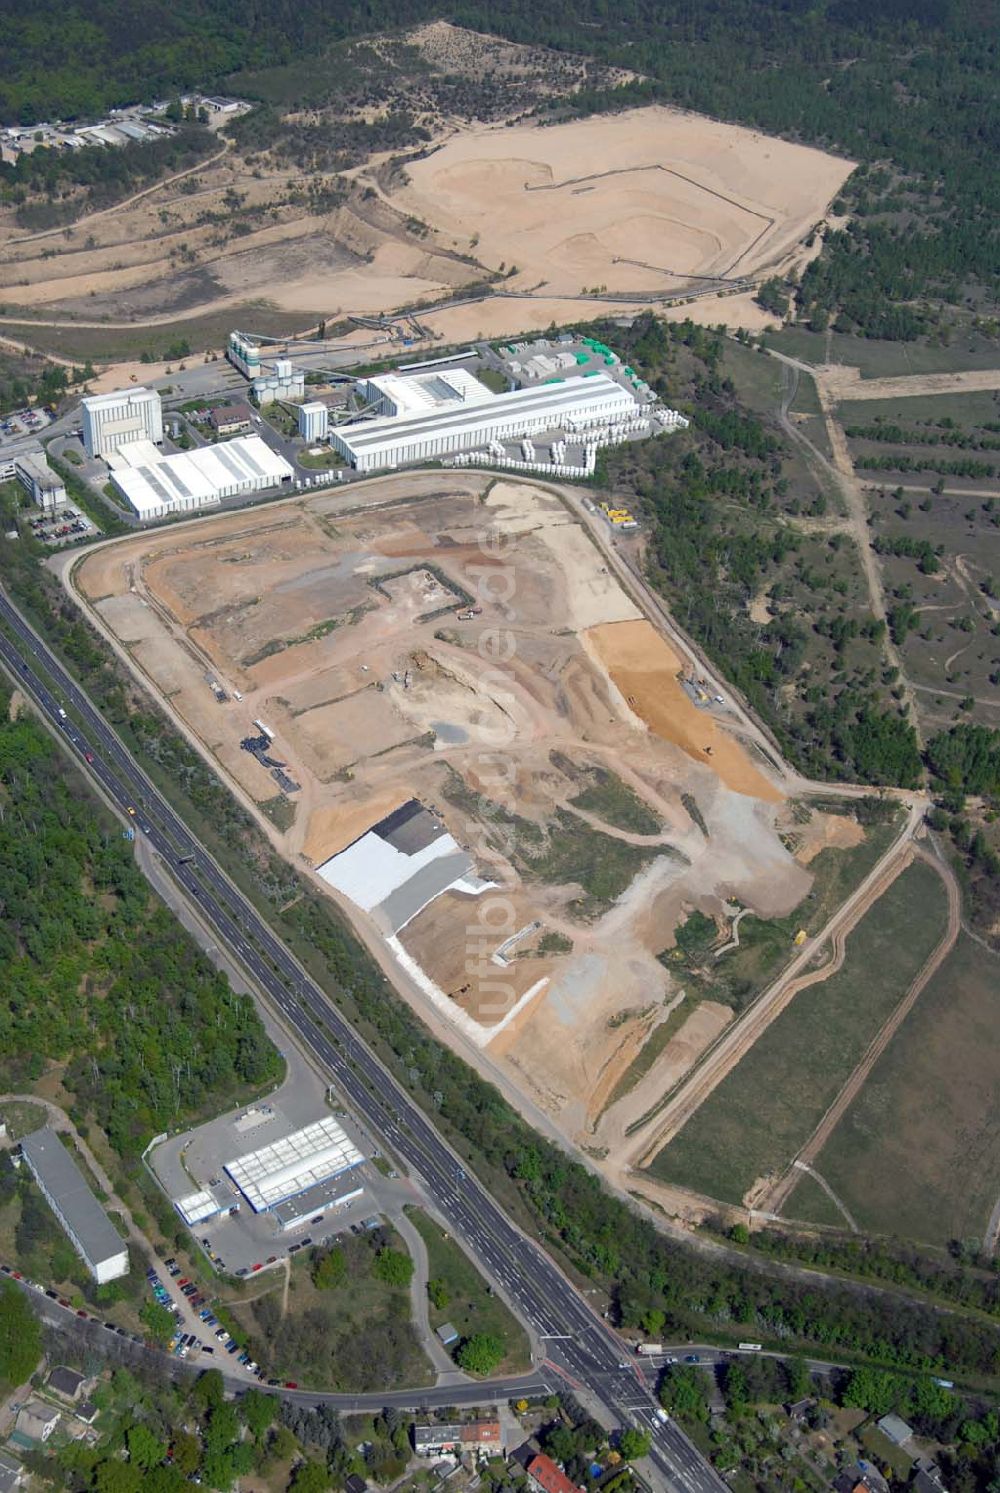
[109,434,293,519]
[330,372,639,472]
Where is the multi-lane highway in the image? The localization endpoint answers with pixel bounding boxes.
[0,587,726,1493]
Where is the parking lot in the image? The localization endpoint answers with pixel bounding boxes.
[1,406,52,445]
[25,505,98,546]
[148,1066,385,1278]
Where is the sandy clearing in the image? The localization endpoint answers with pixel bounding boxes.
[593,999,734,1146]
[826,366,1000,402]
[536,521,642,630]
[397,107,853,296]
[586,619,783,802]
[71,472,831,1159]
[417,289,779,347]
[302,787,414,864]
[0,98,847,358]
[794,808,865,866]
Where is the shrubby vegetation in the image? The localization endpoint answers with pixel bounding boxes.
[0,355,95,419]
[0,1280,42,1388]
[0,125,216,226]
[233,1230,426,1391]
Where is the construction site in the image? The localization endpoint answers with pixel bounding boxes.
[70,469,885,1178]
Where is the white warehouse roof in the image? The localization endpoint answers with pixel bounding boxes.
[316,825,461,912]
[333,371,637,471]
[361,368,492,418]
[174,1189,223,1226]
[110,434,293,518]
[225,1116,363,1213]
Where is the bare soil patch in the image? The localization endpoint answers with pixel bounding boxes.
[585,619,783,801]
[75,474,821,1152]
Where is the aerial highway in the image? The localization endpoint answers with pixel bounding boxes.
[0,587,726,1493]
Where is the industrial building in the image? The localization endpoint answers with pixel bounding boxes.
[297,400,329,442]
[331,372,639,472]
[228,331,263,379]
[173,1188,227,1228]
[108,434,293,520]
[316,799,489,935]
[358,368,492,419]
[224,1115,364,1214]
[81,386,162,459]
[19,1128,129,1284]
[0,449,66,513]
[252,358,305,407]
[271,1169,365,1233]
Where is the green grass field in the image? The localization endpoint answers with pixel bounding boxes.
[794,932,1000,1247]
[764,327,1000,378]
[836,389,1000,425]
[407,1208,532,1373]
[781,1170,848,1230]
[721,340,786,413]
[0,305,318,363]
[647,858,949,1204]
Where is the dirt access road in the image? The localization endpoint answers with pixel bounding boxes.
[768,350,922,737]
[626,798,925,1171]
[760,840,961,1218]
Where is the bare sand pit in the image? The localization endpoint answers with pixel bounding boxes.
[418,290,779,346]
[591,1000,733,1147]
[72,473,815,1154]
[586,619,782,802]
[794,809,865,865]
[395,108,853,297]
[1,88,850,357]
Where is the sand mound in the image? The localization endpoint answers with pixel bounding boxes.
[586,619,782,802]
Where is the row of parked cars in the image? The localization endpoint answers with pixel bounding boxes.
[150,1260,281,1382]
[1,1262,147,1347]
[3,1257,302,1393]
[1,407,50,441]
[27,508,89,544]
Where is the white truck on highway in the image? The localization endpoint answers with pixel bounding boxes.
[637,1343,663,1357]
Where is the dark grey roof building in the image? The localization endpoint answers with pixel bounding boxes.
[20,1129,129,1284]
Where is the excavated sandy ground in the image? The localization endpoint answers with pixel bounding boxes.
[585,619,781,801]
[76,474,821,1148]
[395,107,854,297]
[0,98,852,346]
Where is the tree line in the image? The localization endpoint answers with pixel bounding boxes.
[0,690,280,1157]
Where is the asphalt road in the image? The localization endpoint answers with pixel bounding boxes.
[0,589,725,1493]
